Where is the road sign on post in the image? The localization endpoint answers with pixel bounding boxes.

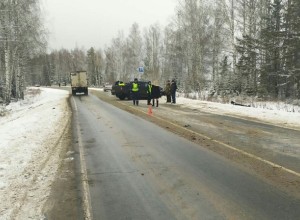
[138,66,144,74]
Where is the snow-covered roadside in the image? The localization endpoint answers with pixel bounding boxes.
[95,87,300,129]
[0,87,70,219]
[174,96,300,130]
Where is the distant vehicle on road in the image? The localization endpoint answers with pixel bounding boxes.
[70,71,88,95]
[103,83,112,92]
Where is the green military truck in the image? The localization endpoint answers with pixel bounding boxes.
[70,71,88,95]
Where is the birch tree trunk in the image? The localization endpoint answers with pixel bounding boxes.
[4,42,12,104]
[1,0,46,103]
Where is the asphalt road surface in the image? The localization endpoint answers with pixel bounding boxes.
[71,91,300,220]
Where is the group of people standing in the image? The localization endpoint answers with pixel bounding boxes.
[131,78,178,106]
[164,79,177,104]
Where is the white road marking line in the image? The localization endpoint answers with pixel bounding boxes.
[120,101,300,178]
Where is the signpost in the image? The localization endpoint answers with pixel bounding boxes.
[138,66,144,74]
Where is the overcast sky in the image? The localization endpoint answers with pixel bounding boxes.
[41,0,177,51]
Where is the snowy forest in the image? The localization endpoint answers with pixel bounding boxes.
[0,0,300,105]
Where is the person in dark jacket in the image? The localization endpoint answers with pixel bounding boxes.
[165,80,171,103]
[170,79,177,104]
[131,78,139,105]
[118,81,125,86]
[151,84,161,107]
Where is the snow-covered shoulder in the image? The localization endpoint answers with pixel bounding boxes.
[175,96,300,130]
[0,87,70,219]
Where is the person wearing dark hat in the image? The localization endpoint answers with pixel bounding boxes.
[131,78,139,105]
[170,79,177,104]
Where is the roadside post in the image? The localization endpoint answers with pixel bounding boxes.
[138,66,144,80]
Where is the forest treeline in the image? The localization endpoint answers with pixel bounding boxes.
[1,0,299,104]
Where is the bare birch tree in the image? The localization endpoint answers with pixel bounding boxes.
[87,47,104,86]
[0,0,46,104]
[126,23,143,80]
[143,23,162,83]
